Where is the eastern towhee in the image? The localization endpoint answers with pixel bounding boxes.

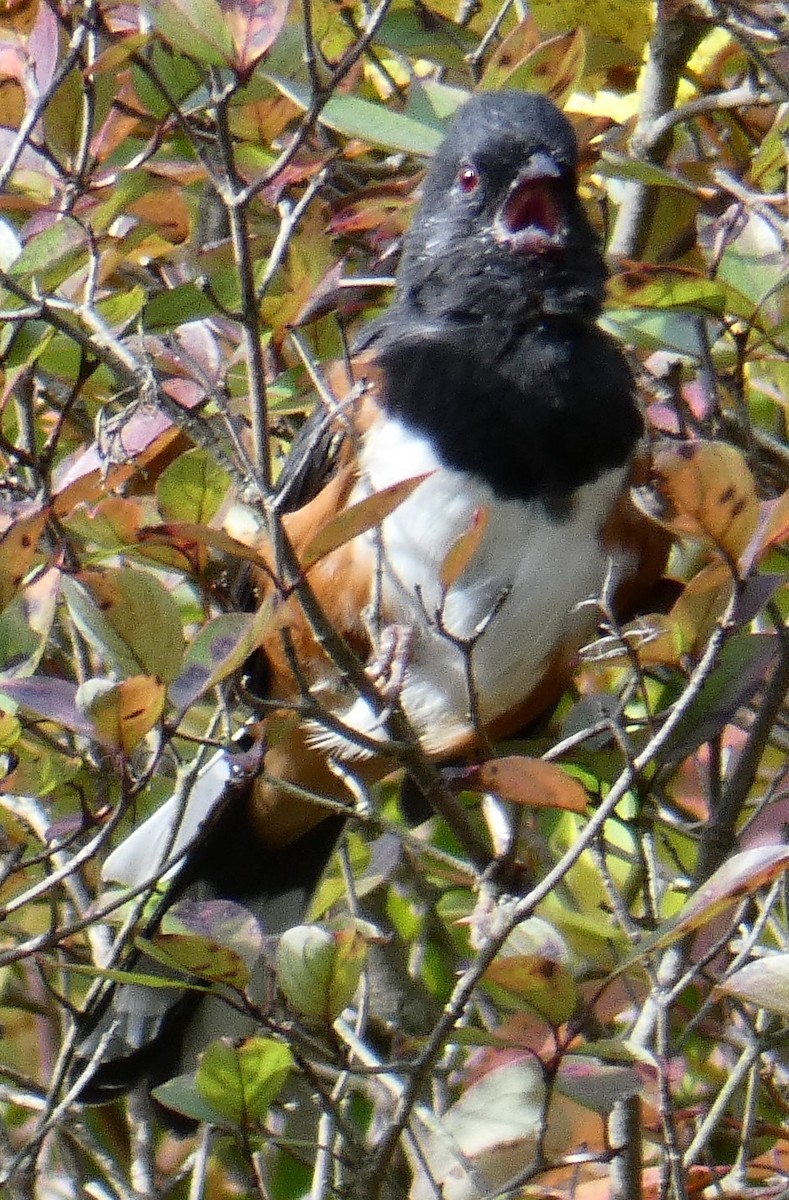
[73,90,669,1104]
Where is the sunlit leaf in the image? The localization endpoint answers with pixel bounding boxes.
[484,29,586,103]
[440,507,489,594]
[644,440,760,560]
[76,675,166,753]
[608,268,730,316]
[196,1037,293,1127]
[409,1058,545,1200]
[631,845,789,962]
[531,0,651,56]
[146,520,271,572]
[152,1072,232,1125]
[74,568,185,682]
[156,897,265,982]
[275,922,368,1022]
[268,76,444,154]
[479,16,541,90]
[0,509,49,611]
[300,475,430,569]
[168,603,272,716]
[718,954,789,1017]
[157,449,232,525]
[484,953,578,1024]
[468,757,588,813]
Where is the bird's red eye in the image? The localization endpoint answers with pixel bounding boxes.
[457,165,479,193]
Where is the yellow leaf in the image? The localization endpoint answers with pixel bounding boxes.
[531,0,652,57]
[77,675,165,753]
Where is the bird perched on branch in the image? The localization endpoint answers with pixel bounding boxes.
[73,90,668,1104]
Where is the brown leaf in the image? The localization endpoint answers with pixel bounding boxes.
[128,187,191,244]
[300,475,430,569]
[470,757,588,813]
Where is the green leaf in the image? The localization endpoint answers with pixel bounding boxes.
[149,897,266,987]
[555,1055,644,1115]
[597,154,703,194]
[143,282,223,329]
[663,632,779,759]
[5,218,88,292]
[96,285,147,329]
[157,449,232,525]
[66,569,185,682]
[152,1072,232,1125]
[1,321,55,371]
[147,0,235,68]
[196,1037,294,1127]
[275,922,367,1022]
[608,270,729,315]
[168,603,272,715]
[131,42,205,118]
[267,76,444,154]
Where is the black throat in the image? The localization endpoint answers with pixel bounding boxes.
[372,311,643,511]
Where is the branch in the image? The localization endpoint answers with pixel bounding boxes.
[609,4,706,258]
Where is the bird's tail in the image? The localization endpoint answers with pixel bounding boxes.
[70,743,344,1106]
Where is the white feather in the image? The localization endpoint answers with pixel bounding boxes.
[102,752,232,888]
[309,413,632,756]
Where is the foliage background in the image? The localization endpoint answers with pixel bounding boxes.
[0,0,788,1198]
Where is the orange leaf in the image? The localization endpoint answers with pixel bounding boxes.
[440,506,489,593]
[649,440,759,560]
[0,508,49,611]
[300,475,430,569]
[470,757,588,813]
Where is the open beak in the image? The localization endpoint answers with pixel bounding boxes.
[495,152,566,253]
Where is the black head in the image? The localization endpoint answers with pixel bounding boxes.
[396,91,606,327]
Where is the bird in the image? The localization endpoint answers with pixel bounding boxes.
[71,89,669,1106]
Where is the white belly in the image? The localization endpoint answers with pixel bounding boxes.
[313,415,631,756]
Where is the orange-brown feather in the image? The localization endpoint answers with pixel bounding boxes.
[240,376,670,846]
